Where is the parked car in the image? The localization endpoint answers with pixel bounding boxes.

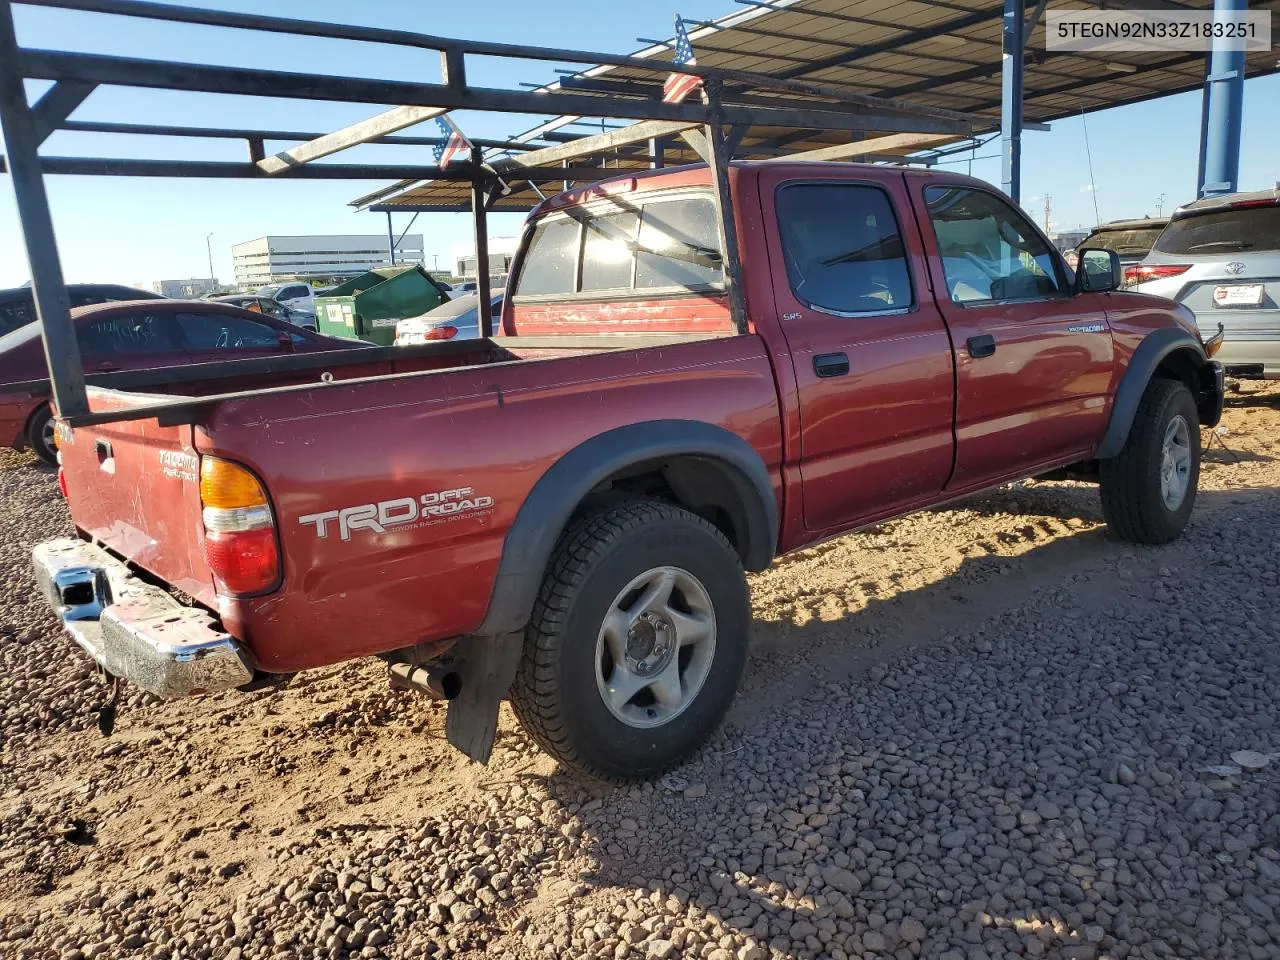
[1126,187,1280,378]
[1074,216,1170,266]
[394,290,505,344]
[213,294,316,330]
[256,281,315,318]
[36,164,1223,781]
[1,299,362,464]
[0,283,163,336]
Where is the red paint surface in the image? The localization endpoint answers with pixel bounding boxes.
[57,164,1202,675]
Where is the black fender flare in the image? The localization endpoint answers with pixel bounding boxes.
[1095,327,1210,459]
[476,420,778,636]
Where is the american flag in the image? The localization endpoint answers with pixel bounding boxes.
[662,15,702,105]
[433,114,473,170]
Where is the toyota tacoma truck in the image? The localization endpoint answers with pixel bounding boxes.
[33,163,1224,780]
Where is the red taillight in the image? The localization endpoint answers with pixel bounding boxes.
[1228,198,1280,211]
[203,528,279,596]
[199,456,279,596]
[1124,263,1191,287]
[57,468,68,499]
[425,325,458,340]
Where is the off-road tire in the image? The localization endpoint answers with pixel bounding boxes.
[1100,378,1200,545]
[509,499,750,780]
[25,404,57,466]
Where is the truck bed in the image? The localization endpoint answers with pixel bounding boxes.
[56,329,774,673]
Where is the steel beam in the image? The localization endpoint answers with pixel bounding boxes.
[0,155,621,181]
[787,132,958,162]
[704,82,747,336]
[1001,0,1026,202]
[257,105,448,174]
[20,50,974,136]
[1198,0,1248,197]
[471,149,493,339]
[58,119,539,150]
[30,79,95,143]
[0,0,88,418]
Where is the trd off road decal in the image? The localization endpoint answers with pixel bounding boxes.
[299,487,495,541]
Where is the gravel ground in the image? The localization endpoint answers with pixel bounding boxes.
[1,383,1279,960]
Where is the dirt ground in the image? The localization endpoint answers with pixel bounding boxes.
[1,384,1278,960]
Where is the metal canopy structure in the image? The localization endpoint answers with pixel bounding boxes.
[0,0,979,425]
[356,0,1280,214]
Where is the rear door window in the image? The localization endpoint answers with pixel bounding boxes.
[775,183,913,314]
[76,313,180,356]
[1154,206,1280,254]
[176,312,284,350]
[635,198,723,290]
[517,217,581,296]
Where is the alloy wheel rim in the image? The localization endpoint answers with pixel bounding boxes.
[594,565,717,729]
[1160,414,1192,511]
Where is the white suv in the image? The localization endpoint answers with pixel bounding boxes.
[1127,187,1280,379]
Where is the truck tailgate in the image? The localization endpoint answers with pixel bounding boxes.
[57,389,214,607]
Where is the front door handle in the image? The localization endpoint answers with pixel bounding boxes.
[814,352,850,378]
[967,334,996,359]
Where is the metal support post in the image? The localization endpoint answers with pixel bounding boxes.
[1198,0,1247,197]
[386,210,396,264]
[0,0,88,418]
[471,148,494,338]
[703,81,748,335]
[1000,0,1025,203]
[649,136,665,169]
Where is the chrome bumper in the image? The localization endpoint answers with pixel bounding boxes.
[31,538,253,698]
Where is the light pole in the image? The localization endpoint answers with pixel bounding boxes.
[206,232,215,292]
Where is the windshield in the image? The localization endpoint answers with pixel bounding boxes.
[1155,206,1280,254]
[256,284,285,298]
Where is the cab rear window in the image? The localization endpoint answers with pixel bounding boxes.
[1155,206,1280,255]
[513,195,723,300]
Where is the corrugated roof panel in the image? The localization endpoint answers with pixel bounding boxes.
[358,0,1280,212]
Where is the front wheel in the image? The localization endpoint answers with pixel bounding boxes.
[1099,378,1200,544]
[26,404,57,466]
[510,500,750,780]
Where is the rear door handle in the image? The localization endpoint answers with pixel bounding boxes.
[813,352,850,378]
[967,334,996,358]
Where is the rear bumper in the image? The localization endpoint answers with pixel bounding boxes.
[32,538,253,698]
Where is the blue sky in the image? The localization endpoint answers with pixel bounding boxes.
[1,0,1277,288]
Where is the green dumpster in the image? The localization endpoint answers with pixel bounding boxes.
[313,265,451,346]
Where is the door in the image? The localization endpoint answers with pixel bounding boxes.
[912,180,1115,490]
[74,311,187,373]
[174,311,295,364]
[761,169,956,533]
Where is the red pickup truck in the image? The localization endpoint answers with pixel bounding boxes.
[34,162,1223,780]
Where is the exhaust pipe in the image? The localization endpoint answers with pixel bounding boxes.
[388,661,462,700]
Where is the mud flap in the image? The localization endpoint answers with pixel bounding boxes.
[445,631,523,764]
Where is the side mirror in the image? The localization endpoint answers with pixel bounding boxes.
[1076,248,1122,293]
[277,331,295,352]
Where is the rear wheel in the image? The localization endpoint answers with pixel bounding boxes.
[509,500,750,780]
[1099,379,1200,544]
[26,404,57,466]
